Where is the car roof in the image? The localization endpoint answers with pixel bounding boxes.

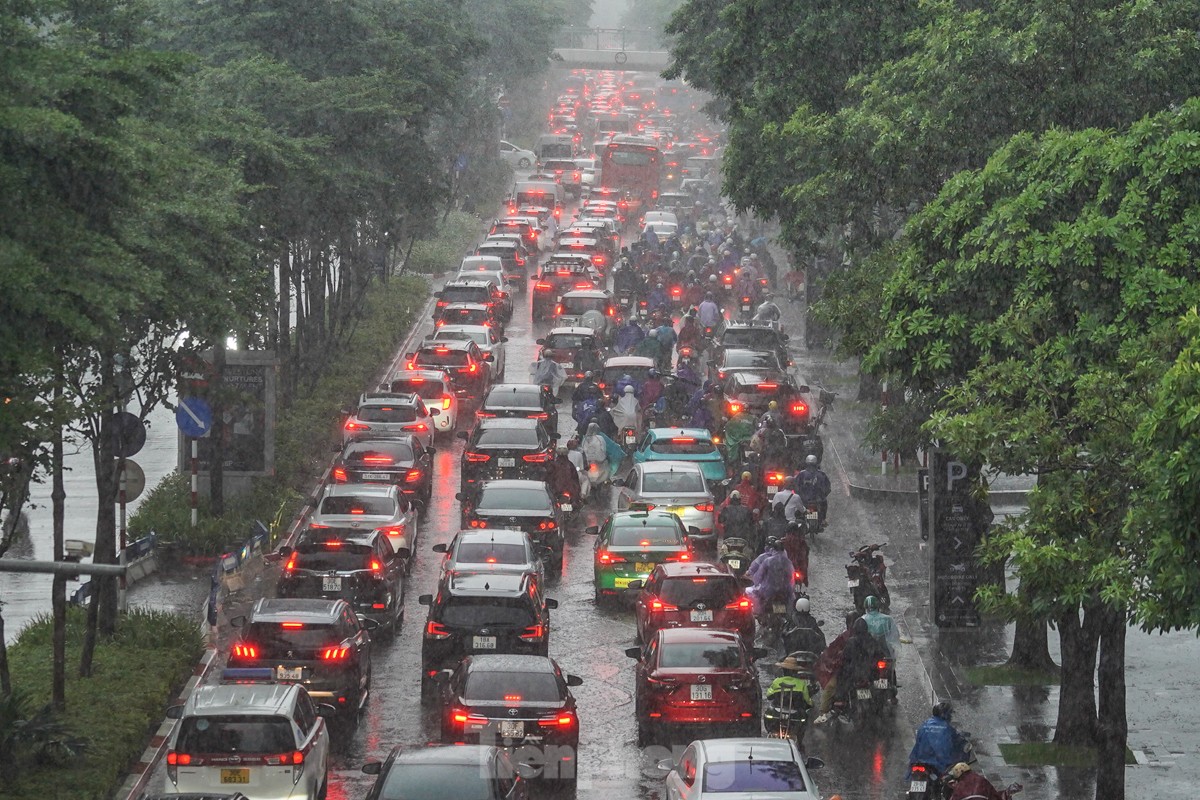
[604,356,655,368]
[360,392,419,406]
[446,570,528,595]
[418,339,474,352]
[391,369,452,384]
[545,326,596,337]
[465,654,558,674]
[252,597,345,622]
[487,383,545,398]
[647,427,714,441]
[437,325,494,337]
[638,460,707,475]
[657,626,742,645]
[392,744,503,766]
[477,417,541,429]
[187,683,299,716]
[695,737,799,763]
[455,528,531,545]
[658,561,732,579]
[321,483,397,498]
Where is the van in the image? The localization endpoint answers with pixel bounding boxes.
[534,134,575,163]
[513,179,564,210]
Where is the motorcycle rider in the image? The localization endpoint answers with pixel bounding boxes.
[640,369,665,412]
[652,320,677,371]
[588,399,618,440]
[613,259,640,298]
[795,454,832,528]
[648,282,670,312]
[828,616,888,720]
[781,520,809,587]
[612,385,642,440]
[783,597,827,657]
[614,372,639,400]
[581,422,617,499]
[723,406,758,467]
[766,652,816,713]
[750,416,789,471]
[745,536,795,616]
[548,447,581,508]
[676,310,704,355]
[908,702,972,779]
[759,399,785,430]
[531,353,566,395]
[771,476,806,524]
[565,438,589,501]
[862,595,899,700]
[945,762,1019,800]
[717,490,755,549]
[698,291,722,332]
[614,317,645,355]
[753,292,781,322]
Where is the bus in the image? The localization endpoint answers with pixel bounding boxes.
[599,135,662,221]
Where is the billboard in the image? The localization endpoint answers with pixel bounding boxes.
[178,351,277,485]
[927,451,992,627]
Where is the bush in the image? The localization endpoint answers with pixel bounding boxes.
[404,211,484,274]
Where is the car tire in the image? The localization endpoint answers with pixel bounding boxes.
[549,548,564,575]
[518,157,531,169]
[317,769,329,800]
[636,716,655,748]
[420,672,436,703]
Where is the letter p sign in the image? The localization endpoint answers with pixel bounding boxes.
[946,461,967,491]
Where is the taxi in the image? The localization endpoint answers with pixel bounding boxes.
[587,509,693,605]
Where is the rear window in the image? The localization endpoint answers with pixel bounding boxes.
[702,760,806,794]
[456,541,528,565]
[464,670,562,702]
[246,621,340,652]
[658,641,743,669]
[318,495,397,516]
[544,334,592,350]
[440,597,534,628]
[293,541,373,572]
[610,525,682,547]
[436,330,489,347]
[343,441,415,465]
[642,471,706,493]
[561,296,606,314]
[475,427,542,447]
[442,286,490,303]
[441,308,489,323]
[659,576,741,607]
[477,486,552,512]
[649,437,717,456]
[379,764,494,800]
[723,351,779,370]
[601,366,652,386]
[356,405,417,423]
[722,330,779,350]
[177,715,295,755]
[389,379,444,400]
[417,349,469,367]
[485,390,542,409]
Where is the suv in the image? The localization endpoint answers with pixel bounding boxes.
[330,435,434,508]
[165,683,332,799]
[540,158,583,196]
[474,240,531,291]
[488,218,541,252]
[458,417,557,489]
[227,598,374,715]
[434,301,502,333]
[407,339,492,399]
[343,392,437,449]
[418,570,558,697]
[385,369,458,435]
[717,321,792,368]
[633,561,754,645]
[435,278,509,321]
[535,328,603,387]
[277,528,406,632]
[532,260,601,320]
[722,372,811,435]
[431,324,507,381]
[553,289,618,342]
[476,383,560,431]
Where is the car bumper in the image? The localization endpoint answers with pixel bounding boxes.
[433,410,456,431]
[168,770,316,800]
[595,567,652,593]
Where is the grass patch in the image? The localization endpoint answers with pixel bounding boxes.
[1,608,202,799]
[999,742,1136,767]
[964,664,1061,686]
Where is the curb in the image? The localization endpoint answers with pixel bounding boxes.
[119,647,218,800]
[848,482,1029,505]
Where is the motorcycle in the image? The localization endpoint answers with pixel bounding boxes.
[616,288,635,310]
[762,660,816,745]
[782,616,826,657]
[804,502,822,535]
[763,468,787,498]
[755,593,793,648]
[905,740,1000,800]
[718,536,753,577]
[620,425,639,452]
[738,294,754,321]
[846,543,890,613]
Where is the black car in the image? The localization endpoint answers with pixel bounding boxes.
[418,570,557,697]
[361,744,528,800]
[477,383,561,431]
[721,373,812,435]
[228,598,374,716]
[458,418,556,490]
[532,259,600,319]
[717,322,791,368]
[331,435,434,506]
[276,528,407,632]
[407,339,492,399]
[709,347,790,384]
[435,655,583,784]
[458,480,565,573]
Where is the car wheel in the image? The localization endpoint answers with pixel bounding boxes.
[518,157,531,169]
[636,716,654,748]
[550,548,564,575]
[420,672,436,703]
[317,769,329,800]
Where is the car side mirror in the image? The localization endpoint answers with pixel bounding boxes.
[805,757,825,770]
[277,546,293,558]
[427,445,436,454]
[433,668,453,684]
[230,615,246,628]
[484,354,495,362]
[656,757,676,772]
[357,616,379,631]
[545,598,559,610]
[432,543,449,554]
[418,594,433,606]
[361,761,383,775]
[535,338,546,345]
[585,525,599,535]
[455,492,467,501]
[428,407,440,416]
[552,397,562,405]
[393,547,411,561]
[165,704,184,720]
[797,384,809,393]
[817,620,825,627]
[566,674,584,687]
[751,646,770,660]
[500,337,509,343]
[624,646,643,660]
[626,579,644,591]
[456,431,470,441]
[687,526,701,538]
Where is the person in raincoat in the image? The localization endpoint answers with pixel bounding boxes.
[565,438,589,501]
[611,385,642,438]
[531,354,566,395]
[581,422,624,494]
[723,407,757,467]
[744,536,795,615]
[614,318,646,355]
[640,369,665,411]
[614,372,639,399]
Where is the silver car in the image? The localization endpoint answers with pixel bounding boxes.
[612,461,716,547]
[430,324,507,380]
[309,483,419,556]
[431,528,544,582]
[343,392,438,449]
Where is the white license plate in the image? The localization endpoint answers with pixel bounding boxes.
[362,472,391,480]
[323,576,342,591]
[726,558,742,570]
[561,503,573,511]
[856,688,872,700]
[276,666,303,681]
[472,635,497,650]
[847,578,860,588]
[690,684,712,701]
[499,457,516,468]
[741,304,750,311]
[500,720,523,738]
[690,609,714,622]
[772,603,788,614]
[909,780,927,793]
[874,679,890,689]
[766,485,778,495]
[806,510,819,520]
[624,433,636,444]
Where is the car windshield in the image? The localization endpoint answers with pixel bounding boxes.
[456,541,529,565]
[658,641,743,669]
[344,441,415,465]
[659,576,741,607]
[486,390,542,409]
[389,379,444,400]
[319,495,397,516]
[560,296,607,314]
[418,350,469,367]
[176,715,294,755]
[475,427,541,447]
[440,597,535,628]
[379,764,494,800]
[544,334,592,350]
[292,541,373,572]
[357,405,417,423]
[464,670,562,702]
[610,525,681,547]
[702,760,806,794]
[641,471,706,494]
[477,486,552,511]
[648,437,717,456]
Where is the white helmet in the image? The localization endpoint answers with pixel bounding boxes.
[806,454,819,465]
[795,597,810,613]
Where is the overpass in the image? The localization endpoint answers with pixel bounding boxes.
[551,27,669,72]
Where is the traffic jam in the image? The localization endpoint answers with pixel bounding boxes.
[151,71,946,800]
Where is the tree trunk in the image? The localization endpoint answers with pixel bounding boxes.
[1095,604,1127,800]
[1008,583,1056,672]
[0,609,9,695]
[52,362,67,710]
[1053,603,1100,745]
[93,373,118,637]
[277,243,292,400]
[210,343,226,517]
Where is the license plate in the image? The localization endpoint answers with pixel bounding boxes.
[874,679,890,689]
[741,304,750,311]
[667,506,686,516]
[690,684,712,701]
[767,485,778,495]
[561,503,573,511]
[620,298,630,306]
[323,576,342,591]
[472,636,497,650]
[909,780,927,793]
[806,510,819,520]
[613,577,633,589]
[772,603,788,614]
[500,720,523,738]
[726,558,742,569]
[636,562,654,573]
[220,768,250,784]
[690,609,713,622]
[847,578,860,588]
[856,688,872,700]
[362,472,390,480]
[499,457,516,468]
[624,433,636,444]
[276,666,303,681]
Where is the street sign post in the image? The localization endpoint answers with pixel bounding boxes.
[176,397,212,527]
[928,450,989,627]
[111,411,147,458]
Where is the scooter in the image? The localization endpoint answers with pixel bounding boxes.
[846,543,890,612]
[718,537,754,577]
[762,663,816,745]
[620,425,639,452]
[804,502,822,535]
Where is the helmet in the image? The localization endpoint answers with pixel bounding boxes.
[768,400,778,410]
[932,701,953,721]
[623,385,634,394]
[687,270,696,278]
[741,471,752,481]
[805,454,818,465]
[864,596,880,612]
[852,617,869,635]
[763,417,777,428]
[708,275,718,283]
[729,490,742,502]
[705,291,715,300]
[649,369,659,377]
[947,763,972,780]
[740,256,750,266]
[657,283,664,288]
[795,597,810,614]
[775,652,814,672]
[672,250,680,258]
[767,537,783,551]
[584,371,593,378]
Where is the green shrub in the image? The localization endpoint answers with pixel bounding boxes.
[404,211,483,274]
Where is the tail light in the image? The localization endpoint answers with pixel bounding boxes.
[535,282,553,291]
[694,502,714,512]
[725,596,753,612]
[468,363,478,373]
[452,709,489,727]
[523,452,552,463]
[606,306,616,316]
[370,559,383,574]
[670,287,682,297]
[911,764,929,775]
[403,423,428,433]
[379,525,404,540]
[537,520,556,530]
[723,275,733,285]
[649,598,679,612]
[795,570,806,584]
[344,420,371,432]
[468,519,488,528]
[405,469,423,483]
[425,620,451,639]
[232,643,258,659]
[766,472,785,485]
[573,172,580,182]
[465,452,491,463]
[876,660,890,670]
[791,402,809,415]
[664,552,691,562]
[539,713,577,727]
[440,396,452,410]
[283,554,297,573]
[597,550,626,565]
[322,646,351,660]
[519,623,546,641]
[554,304,564,315]
[646,674,679,690]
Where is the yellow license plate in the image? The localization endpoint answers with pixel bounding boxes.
[636,562,654,573]
[220,768,250,784]
[613,577,633,589]
[667,507,686,516]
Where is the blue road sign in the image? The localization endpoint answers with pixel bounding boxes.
[175,396,213,438]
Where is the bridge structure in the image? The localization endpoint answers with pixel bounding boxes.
[551,27,670,72]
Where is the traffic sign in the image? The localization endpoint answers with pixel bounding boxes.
[111,411,147,458]
[175,396,213,438]
[117,459,146,503]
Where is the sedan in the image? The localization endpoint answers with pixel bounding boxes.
[613,461,715,548]
[309,483,419,557]
[476,383,560,432]
[661,738,824,800]
[362,744,528,800]
[588,510,693,605]
[458,480,564,574]
[330,435,434,508]
[500,140,536,170]
[632,429,729,485]
[432,528,544,582]
[625,628,766,746]
[536,327,604,387]
[633,562,753,646]
[709,348,789,384]
[458,417,556,490]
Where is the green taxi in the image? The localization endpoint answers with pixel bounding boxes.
[588,509,693,605]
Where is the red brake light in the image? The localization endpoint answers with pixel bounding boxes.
[912,765,929,775]
[723,275,733,284]
[425,620,451,638]
[283,555,296,573]
[606,306,616,316]
[537,520,556,530]
[331,466,348,482]
[167,751,192,766]
[523,452,552,463]
[435,347,449,354]
[403,423,428,433]
[281,622,304,628]
[468,363,478,373]
[726,597,753,611]
[649,598,679,612]
[877,660,890,670]
[670,287,682,297]
[694,502,714,512]
[344,420,371,432]
[664,551,691,562]
[727,401,743,415]
[362,455,393,465]
[465,452,491,462]
[535,282,553,290]
[757,383,778,390]
[405,469,422,483]
[232,643,258,658]
[469,519,488,528]
[791,402,809,415]
[597,550,626,565]
[539,713,577,727]
[322,646,351,660]
[370,559,383,573]
[671,437,696,443]
[519,623,545,640]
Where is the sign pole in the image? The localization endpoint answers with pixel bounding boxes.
[118,459,127,611]
[191,438,199,527]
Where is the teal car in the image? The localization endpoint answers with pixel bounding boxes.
[631,428,728,484]
[588,510,692,605]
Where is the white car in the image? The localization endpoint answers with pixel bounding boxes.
[310,483,419,555]
[430,324,507,380]
[643,210,679,228]
[613,461,715,545]
[661,738,824,800]
[343,391,437,450]
[385,369,458,435]
[499,140,535,169]
[165,683,332,800]
[642,220,678,240]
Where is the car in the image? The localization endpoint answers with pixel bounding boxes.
[330,435,434,507]
[309,483,419,556]
[277,527,407,632]
[642,220,679,240]
[431,324,508,381]
[458,417,557,490]
[660,737,824,800]
[165,683,333,800]
[435,301,503,333]
[435,278,510,323]
[588,509,694,604]
[555,235,612,273]
[432,528,544,581]
[500,140,536,170]
[632,428,729,484]
[384,369,458,435]
[458,479,565,573]
[454,268,512,317]
[459,254,506,278]
[709,348,790,384]
[474,240,532,292]
[599,355,655,395]
[721,373,811,435]
[361,744,528,800]
[532,259,602,320]
[553,289,618,342]
[643,210,679,229]
[435,655,583,783]
[343,391,438,449]
[539,158,583,196]
[516,204,557,235]
[633,562,753,646]
[612,461,716,548]
[625,628,765,746]
[717,322,791,368]
[227,598,374,715]
[508,213,555,250]
[406,339,492,399]
[656,192,696,221]
[489,218,543,252]
[418,570,557,696]
[477,383,560,431]
[535,327,604,387]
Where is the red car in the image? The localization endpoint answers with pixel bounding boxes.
[625,627,765,746]
[633,562,754,645]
